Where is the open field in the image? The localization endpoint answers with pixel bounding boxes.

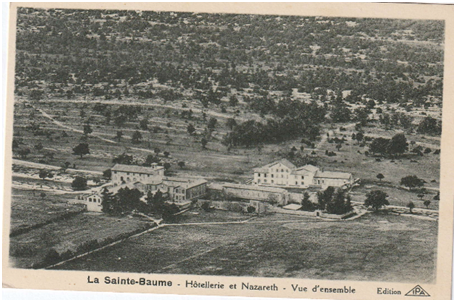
[55,211,438,283]
[351,184,439,211]
[9,188,85,235]
[9,212,152,268]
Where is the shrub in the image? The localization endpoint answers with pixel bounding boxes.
[201,201,212,212]
[42,248,61,266]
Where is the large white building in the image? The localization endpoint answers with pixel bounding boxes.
[111,163,164,186]
[253,159,354,189]
[75,163,208,212]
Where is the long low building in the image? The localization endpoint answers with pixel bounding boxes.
[221,183,290,206]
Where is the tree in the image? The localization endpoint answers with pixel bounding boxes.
[300,192,315,211]
[387,133,408,157]
[229,95,239,107]
[326,189,352,214]
[226,118,237,130]
[39,169,49,180]
[417,116,441,135]
[355,131,364,144]
[376,173,385,182]
[369,137,390,155]
[144,154,159,166]
[400,175,425,191]
[163,162,171,170]
[83,123,93,136]
[40,192,46,200]
[187,124,195,135]
[116,187,143,213]
[131,131,142,144]
[406,201,415,213]
[115,131,123,142]
[423,200,431,209]
[103,169,112,179]
[112,153,134,165]
[139,118,148,130]
[208,117,217,130]
[178,161,185,169]
[73,143,90,158]
[18,148,31,159]
[72,176,87,190]
[364,190,389,212]
[162,203,180,221]
[147,190,165,213]
[433,192,440,201]
[34,142,43,151]
[163,151,170,158]
[101,187,118,215]
[201,138,208,149]
[317,186,335,210]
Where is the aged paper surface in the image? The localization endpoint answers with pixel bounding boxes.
[3,2,454,300]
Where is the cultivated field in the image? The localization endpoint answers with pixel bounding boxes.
[9,212,152,269]
[55,211,438,283]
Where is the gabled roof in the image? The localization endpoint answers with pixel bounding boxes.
[315,171,352,179]
[293,165,319,175]
[253,159,296,172]
[163,177,207,189]
[111,164,164,174]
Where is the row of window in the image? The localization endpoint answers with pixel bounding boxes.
[88,197,101,203]
[257,173,306,180]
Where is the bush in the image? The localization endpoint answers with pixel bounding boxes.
[72,176,88,190]
[201,201,212,212]
[42,248,61,266]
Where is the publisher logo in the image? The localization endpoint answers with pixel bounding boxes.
[405,285,430,297]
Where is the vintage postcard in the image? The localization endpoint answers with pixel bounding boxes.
[2,2,454,300]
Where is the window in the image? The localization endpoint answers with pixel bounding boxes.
[302,182,304,185]
[271,174,274,178]
[302,176,304,179]
[295,181,298,185]
[89,198,92,202]
[264,179,267,183]
[276,169,278,172]
[281,169,284,172]
[264,173,267,177]
[271,180,274,183]
[127,172,130,175]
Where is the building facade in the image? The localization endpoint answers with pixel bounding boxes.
[253,159,354,189]
[222,183,290,206]
[111,163,164,186]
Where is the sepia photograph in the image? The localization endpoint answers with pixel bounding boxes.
[2,2,453,300]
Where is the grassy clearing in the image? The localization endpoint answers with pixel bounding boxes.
[9,212,151,268]
[55,212,437,283]
[173,209,251,224]
[9,188,85,234]
[351,184,439,211]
